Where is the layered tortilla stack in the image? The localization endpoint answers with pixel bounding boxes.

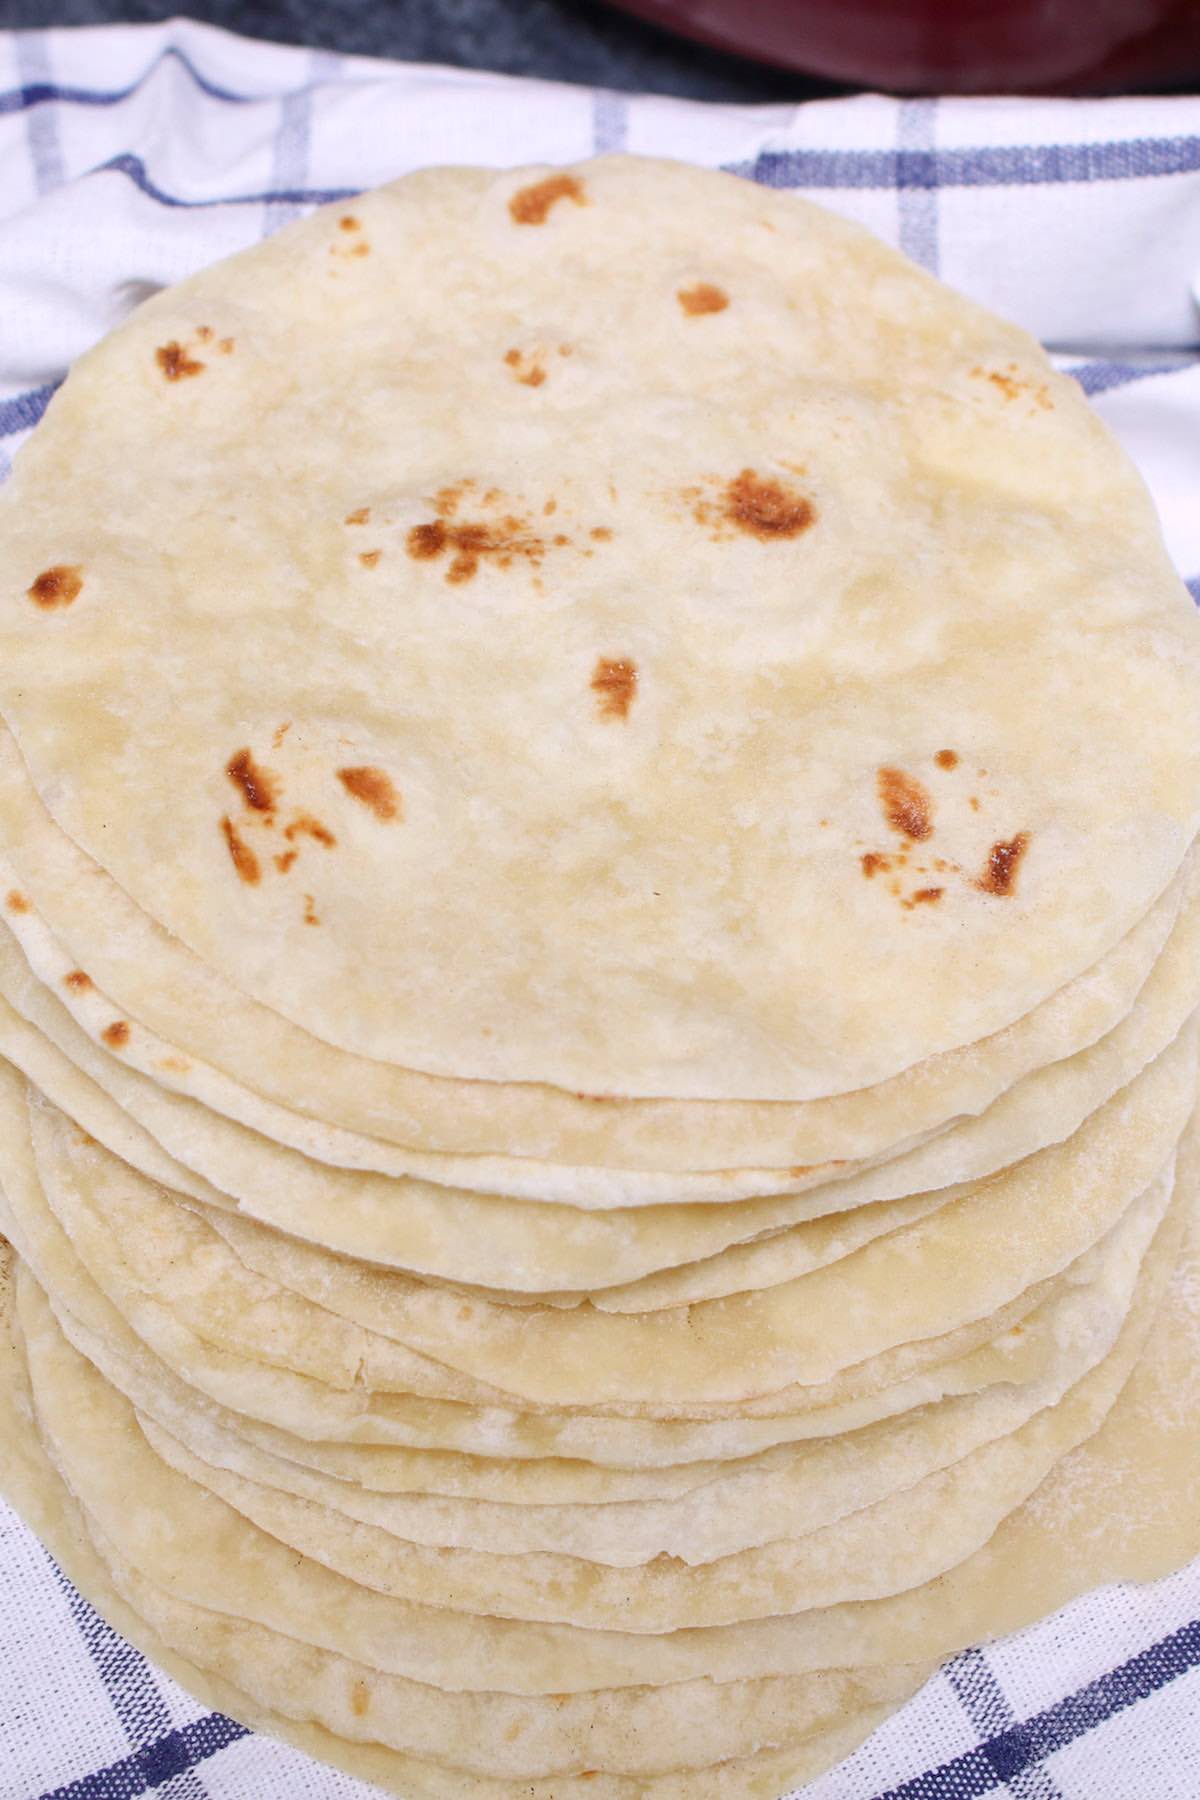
[0,158,1198,1799]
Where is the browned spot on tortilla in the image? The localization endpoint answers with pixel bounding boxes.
[504,347,547,387]
[591,526,612,541]
[302,893,320,926]
[101,1020,130,1050]
[405,491,553,586]
[158,1055,191,1073]
[285,813,336,848]
[196,325,213,342]
[860,851,889,879]
[226,748,278,814]
[969,795,981,812]
[935,749,959,770]
[717,470,814,540]
[220,816,261,884]
[678,282,729,316]
[350,1679,369,1717]
[272,721,292,750]
[789,1165,813,1179]
[339,215,360,232]
[156,341,204,381]
[350,242,370,258]
[344,507,370,526]
[971,364,1053,411]
[218,337,235,354]
[5,891,30,914]
[591,657,638,720]
[903,886,944,910]
[63,971,92,992]
[274,849,299,874]
[878,767,933,841]
[28,565,83,610]
[559,343,573,357]
[543,498,558,516]
[976,832,1030,897]
[508,173,586,225]
[338,765,401,821]
[358,550,381,569]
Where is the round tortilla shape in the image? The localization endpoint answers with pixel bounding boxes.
[27,1026,1189,1411]
[2,159,1199,1110]
[13,1172,1176,1677]
[0,1241,930,1798]
[121,1171,1170,1569]
[196,875,1200,1318]
[0,726,1189,1178]
[0,1058,1126,1466]
[7,1187,1198,1799]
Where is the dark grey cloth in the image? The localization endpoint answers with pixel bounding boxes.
[0,0,844,101]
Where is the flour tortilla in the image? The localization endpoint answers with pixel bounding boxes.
[1,164,1197,1113]
[28,1026,1188,1410]
[65,1197,1167,1640]
[197,878,1200,1320]
[17,1183,1171,1705]
[0,1237,931,1800]
[119,1168,1171,1568]
[0,1058,1136,1466]
[4,1197,1198,1786]
[0,743,1188,1178]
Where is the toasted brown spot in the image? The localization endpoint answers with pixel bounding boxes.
[969,795,981,812]
[218,337,235,354]
[350,1678,369,1717]
[860,851,889,879]
[101,1020,130,1050]
[285,813,336,848]
[407,520,447,561]
[935,749,959,770]
[196,325,213,342]
[903,886,944,910]
[156,341,204,381]
[723,469,814,540]
[678,282,729,316]
[226,748,277,814]
[878,767,933,842]
[63,970,92,992]
[272,721,292,750]
[591,657,638,721]
[508,174,586,226]
[338,765,401,822]
[976,832,1031,898]
[543,499,558,516]
[274,849,299,874]
[350,242,370,258]
[504,347,548,387]
[5,890,30,914]
[158,1055,191,1073]
[339,215,360,232]
[28,565,83,610]
[789,1165,813,1179]
[220,816,261,884]
[405,497,551,586]
[971,364,1053,411]
[358,550,382,569]
[303,893,320,926]
[344,507,370,526]
[591,526,612,541]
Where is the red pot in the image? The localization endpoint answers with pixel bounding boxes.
[609,0,1200,93]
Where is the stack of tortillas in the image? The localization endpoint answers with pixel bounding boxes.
[0,155,1198,1799]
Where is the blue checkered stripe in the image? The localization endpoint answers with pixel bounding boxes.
[0,31,1198,1800]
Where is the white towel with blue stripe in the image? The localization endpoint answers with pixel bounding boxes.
[0,20,1197,1800]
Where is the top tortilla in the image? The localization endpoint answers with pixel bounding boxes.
[1,157,1197,1102]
